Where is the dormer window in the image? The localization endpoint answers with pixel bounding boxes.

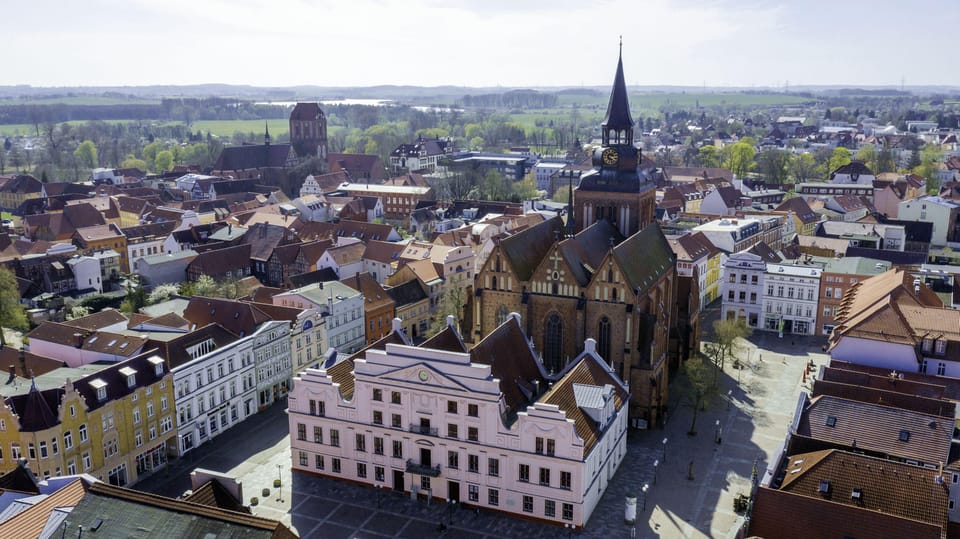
[825,416,837,428]
[936,339,947,355]
[818,480,831,494]
[923,338,933,353]
[90,378,108,402]
[148,356,165,377]
[120,367,137,389]
[899,430,910,442]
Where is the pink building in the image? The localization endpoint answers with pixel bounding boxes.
[288,314,629,529]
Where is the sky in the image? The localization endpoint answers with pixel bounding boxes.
[4,0,960,89]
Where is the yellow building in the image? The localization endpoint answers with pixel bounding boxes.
[0,175,42,212]
[0,354,176,486]
[704,248,723,305]
[74,223,129,273]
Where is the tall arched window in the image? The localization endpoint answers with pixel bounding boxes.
[491,276,497,291]
[544,314,563,373]
[597,317,611,362]
[496,305,509,326]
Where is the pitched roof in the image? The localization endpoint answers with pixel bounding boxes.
[182,297,271,338]
[342,273,394,313]
[420,323,468,353]
[469,316,548,419]
[776,197,819,224]
[328,328,412,400]
[214,143,292,171]
[148,323,239,369]
[187,243,251,276]
[498,216,564,281]
[797,395,953,465]
[296,220,396,242]
[612,222,675,292]
[385,278,429,307]
[60,309,127,331]
[0,478,88,539]
[5,383,62,432]
[66,481,296,538]
[325,242,365,266]
[558,220,622,286]
[183,479,250,514]
[362,239,405,264]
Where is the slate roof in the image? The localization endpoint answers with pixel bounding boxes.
[64,481,297,538]
[5,383,63,432]
[420,324,468,353]
[60,309,127,331]
[558,220,622,286]
[497,216,564,282]
[214,143,292,171]
[796,394,953,465]
[73,353,169,412]
[831,160,875,178]
[612,222,675,292]
[187,243,251,277]
[182,298,271,338]
[601,50,633,131]
[776,197,819,224]
[288,267,340,288]
[0,478,88,539]
[0,462,39,494]
[385,279,429,308]
[147,324,239,370]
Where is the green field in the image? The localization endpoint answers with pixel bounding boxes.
[0,119,139,137]
[558,91,813,108]
[163,119,290,137]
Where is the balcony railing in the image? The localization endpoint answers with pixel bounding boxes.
[408,424,438,437]
[406,459,441,477]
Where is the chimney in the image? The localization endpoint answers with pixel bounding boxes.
[74,333,85,348]
[7,365,15,383]
[937,462,945,484]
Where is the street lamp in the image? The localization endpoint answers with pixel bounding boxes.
[653,459,659,485]
[276,465,283,502]
[662,437,668,463]
[715,420,722,444]
[565,523,573,539]
[447,499,457,526]
[375,483,383,509]
[641,483,649,511]
[727,389,733,411]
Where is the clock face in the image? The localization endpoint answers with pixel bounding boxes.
[602,148,619,165]
[418,370,429,382]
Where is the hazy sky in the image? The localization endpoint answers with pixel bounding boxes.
[5,0,959,89]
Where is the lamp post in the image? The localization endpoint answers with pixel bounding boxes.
[715,420,722,444]
[375,483,383,509]
[662,437,668,463]
[276,465,283,502]
[564,523,573,539]
[641,483,649,511]
[448,499,457,526]
[727,389,733,411]
[653,459,659,485]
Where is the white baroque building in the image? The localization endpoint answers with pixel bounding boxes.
[761,262,822,335]
[288,315,629,529]
[720,252,766,328]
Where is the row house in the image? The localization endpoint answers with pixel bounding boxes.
[337,183,435,222]
[122,221,178,273]
[252,302,327,375]
[153,324,257,456]
[362,240,405,284]
[720,252,766,328]
[26,322,148,367]
[289,316,629,529]
[343,272,396,345]
[272,280,366,357]
[74,223,129,273]
[776,198,822,238]
[182,297,293,410]
[0,174,42,212]
[812,256,891,336]
[761,262,822,336]
[0,353,175,487]
[385,278,431,341]
[692,218,762,254]
[898,196,960,247]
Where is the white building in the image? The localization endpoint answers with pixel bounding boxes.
[693,218,762,254]
[721,252,766,328]
[533,161,567,192]
[167,324,258,456]
[292,195,330,223]
[762,263,821,335]
[300,174,325,197]
[288,315,629,529]
[898,196,960,247]
[272,280,366,357]
[67,255,103,293]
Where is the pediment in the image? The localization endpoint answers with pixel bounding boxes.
[381,363,470,392]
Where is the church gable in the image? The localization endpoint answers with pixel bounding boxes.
[585,252,630,303]
[529,244,580,297]
[478,244,519,293]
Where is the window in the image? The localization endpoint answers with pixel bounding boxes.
[468,404,478,417]
[315,455,324,470]
[374,437,384,455]
[133,407,141,425]
[82,452,92,471]
[920,359,929,374]
[825,288,832,298]
[825,416,837,428]
[373,389,382,401]
[391,391,401,404]
[10,444,20,460]
[375,466,385,482]
[595,316,613,362]
[421,475,431,491]
[448,450,459,469]
[332,458,341,473]
[751,275,758,285]
[391,414,402,429]
[488,489,499,507]
[468,427,478,441]
[51,438,58,455]
[519,464,530,482]
[899,430,910,442]
[373,411,383,425]
[39,442,47,459]
[560,471,571,490]
[535,437,544,454]
[468,454,479,473]
[523,495,534,513]
[330,429,340,447]
[767,285,774,295]
[728,273,736,283]
[447,400,457,414]
[64,431,73,450]
[939,363,947,376]
[299,451,308,466]
[545,500,556,518]
[357,463,367,479]
[544,314,563,373]
[727,290,735,301]
[488,458,499,477]
[936,340,947,355]
[392,440,403,458]
[297,423,306,441]
[562,503,573,521]
[79,424,88,443]
[468,485,479,502]
[355,434,366,452]
[309,400,325,416]
[447,424,458,438]
[539,468,551,486]
[547,438,555,456]
[314,426,323,444]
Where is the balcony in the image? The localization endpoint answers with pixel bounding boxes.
[406,459,441,477]
[408,424,438,437]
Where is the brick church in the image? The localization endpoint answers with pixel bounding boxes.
[473,48,675,427]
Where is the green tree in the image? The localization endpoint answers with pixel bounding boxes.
[724,142,755,179]
[142,141,164,170]
[147,283,180,305]
[877,147,896,173]
[682,355,713,436]
[511,172,540,201]
[120,155,147,171]
[712,318,752,377]
[913,144,944,187]
[154,150,174,173]
[855,144,878,173]
[190,275,220,297]
[756,149,791,184]
[552,185,573,203]
[0,267,28,347]
[790,153,816,183]
[72,140,98,169]
[428,286,465,336]
[482,170,508,201]
[697,144,720,168]
[826,147,852,178]
[120,281,148,314]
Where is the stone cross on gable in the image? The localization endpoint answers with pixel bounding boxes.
[549,248,564,280]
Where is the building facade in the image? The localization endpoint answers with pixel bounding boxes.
[761,263,822,335]
[720,252,766,328]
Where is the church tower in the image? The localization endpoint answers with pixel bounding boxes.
[573,44,656,238]
[289,102,329,160]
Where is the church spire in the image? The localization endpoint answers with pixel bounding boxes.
[264,121,271,146]
[564,172,576,237]
[602,39,634,147]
